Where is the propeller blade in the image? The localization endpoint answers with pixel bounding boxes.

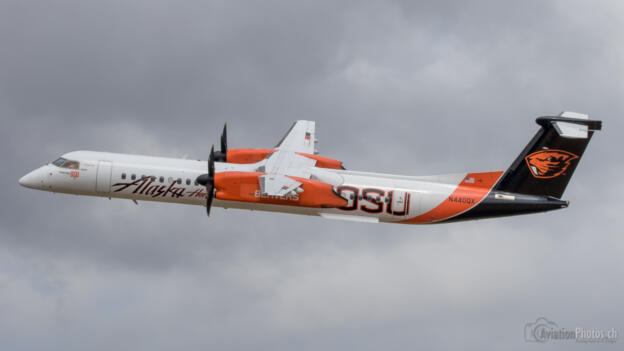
[206,182,214,216]
[206,145,215,216]
[214,123,228,162]
[221,123,227,155]
[195,145,216,216]
[209,145,215,177]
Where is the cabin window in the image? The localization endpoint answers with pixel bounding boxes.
[51,157,80,169]
[159,176,164,183]
[176,178,182,185]
[121,173,126,180]
[186,179,191,185]
[131,174,136,180]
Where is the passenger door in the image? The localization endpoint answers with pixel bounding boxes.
[96,161,112,193]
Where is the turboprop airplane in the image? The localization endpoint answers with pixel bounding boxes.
[19,112,601,224]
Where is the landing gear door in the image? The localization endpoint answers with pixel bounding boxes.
[96,161,112,193]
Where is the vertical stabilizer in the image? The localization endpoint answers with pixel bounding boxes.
[494,112,602,198]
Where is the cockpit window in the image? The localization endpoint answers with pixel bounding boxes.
[63,160,80,169]
[51,157,80,169]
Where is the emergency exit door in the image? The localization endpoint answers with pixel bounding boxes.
[389,190,410,216]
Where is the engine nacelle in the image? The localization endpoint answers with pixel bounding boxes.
[225,148,345,170]
[296,153,345,170]
[214,172,347,208]
[225,149,274,164]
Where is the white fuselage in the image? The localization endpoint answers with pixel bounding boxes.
[19,150,493,224]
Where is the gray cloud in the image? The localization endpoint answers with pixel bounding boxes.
[1,0,622,350]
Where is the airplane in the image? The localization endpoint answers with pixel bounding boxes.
[19,112,601,224]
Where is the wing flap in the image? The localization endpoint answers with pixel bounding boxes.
[259,174,301,196]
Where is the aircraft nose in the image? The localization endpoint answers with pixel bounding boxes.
[19,169,43,189]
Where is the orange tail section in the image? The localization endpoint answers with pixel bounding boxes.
[403,171,503,224]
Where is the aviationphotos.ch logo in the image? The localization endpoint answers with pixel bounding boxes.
[524,317,618,343]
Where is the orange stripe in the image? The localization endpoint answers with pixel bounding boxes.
[401,171,503,224]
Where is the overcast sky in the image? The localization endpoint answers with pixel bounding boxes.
[1,0,622,350]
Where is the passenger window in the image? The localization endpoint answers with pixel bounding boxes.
[121,173,126,180]
[177,178,182,185]
[159,176,164,183]
[131,174,136,180]
[186,179,191,185]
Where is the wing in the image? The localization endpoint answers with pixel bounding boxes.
[260,120,337,197]
[275,120,317,154]
[258,174,301,197]
[259,150,316,196]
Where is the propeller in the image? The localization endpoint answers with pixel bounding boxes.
[196,145,216,216]
[214,123,227,162]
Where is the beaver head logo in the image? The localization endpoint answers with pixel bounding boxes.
[525,149,579,179]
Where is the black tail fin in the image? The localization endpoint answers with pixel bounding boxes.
[494,112,602,199]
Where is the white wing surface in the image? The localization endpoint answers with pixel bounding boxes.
[275,120,316,154]
[259,151,316,196]
[257,121,321,196]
